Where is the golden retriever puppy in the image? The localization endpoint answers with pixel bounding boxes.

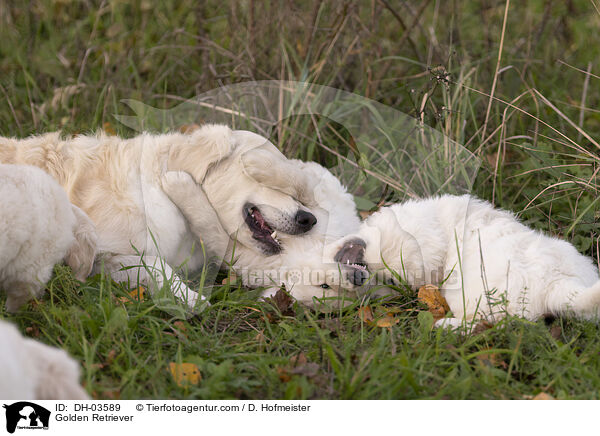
[0,320,89,399]
[0,164,97,312]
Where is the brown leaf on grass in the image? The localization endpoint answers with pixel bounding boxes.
[278,353,320,382]
[268,288,295,317]
[418,284,450,321]
[102,390,121,400]
[532,392,556,400]
[168,362,201,387]
[550,325,562,341]
[476,349,508,369]
[291,362,320,378]
[173,321,187,332]
[290,353,308,367]
[25,325,40,338]
[277,367,292,382]
[103,121,117,136]
[358,306,374,324]
[359,210,374,219]
[179,123,200,134]
[471,320,494,335]
[376,315,399,328]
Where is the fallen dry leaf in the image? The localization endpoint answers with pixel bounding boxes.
[358,306,374,324]
[471,320,494,335]
[550,325,562,341]
[103,121,117,136]
[25,325,41,338]
[418,284,450,321]
[168,362,201,387]
[376,315,399,328]
[277,367,291,382]
[102,390,121,400]
[359,210,374,219]
[118,286,146,304]
[269,288,295,317]
[532,392,555,400]
[278,353,320,381]
[476,349,507,369]
[179,123,201,134]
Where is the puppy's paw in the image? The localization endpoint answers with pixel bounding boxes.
[434,317,465,330]
[161,171,195,191]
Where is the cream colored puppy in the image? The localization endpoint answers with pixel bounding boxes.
[0,320,89,399]
[0,126,332,311]
[0,164,97,312]
[331,194,600,326]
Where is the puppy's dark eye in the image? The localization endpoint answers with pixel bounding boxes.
[320,284,330,289]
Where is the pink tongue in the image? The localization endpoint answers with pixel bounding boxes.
[254,210,270,231]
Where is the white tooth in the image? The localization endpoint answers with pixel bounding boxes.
[271,231,277,239]
[346,260,350,264]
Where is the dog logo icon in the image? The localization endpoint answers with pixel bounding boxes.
[2,402,50,434]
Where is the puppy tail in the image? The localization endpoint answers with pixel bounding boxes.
[64,205,98,282]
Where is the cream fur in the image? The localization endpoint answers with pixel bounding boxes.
[331,194,600,324]
[0,126,358,311]
[0,320,89,399]
[160,158,361,305]
[0,164,97,312]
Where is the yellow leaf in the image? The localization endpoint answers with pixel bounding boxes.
[179,123,200,134]
[418,284,450,321]
[103,121,116,136]
[376,315,399,328]
[168,362,201,387]
[358,306,374,324]
[128,286,145,301]
[532,392,555,400]
[118,286,146,304]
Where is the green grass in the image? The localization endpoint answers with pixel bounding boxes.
[1,0,600,399]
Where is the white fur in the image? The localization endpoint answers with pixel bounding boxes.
[0,164,97,312]
[0,126,359,311]
[0,320,89,399]
[332,194,600,323]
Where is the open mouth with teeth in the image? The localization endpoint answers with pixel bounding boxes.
[334,238,369,286]
[243,203,282,254]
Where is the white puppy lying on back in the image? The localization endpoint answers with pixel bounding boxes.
[0,164,97,312]
[0,320,89,399]
[331,194,600,325]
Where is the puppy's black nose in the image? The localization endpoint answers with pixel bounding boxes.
[294,210,317,232]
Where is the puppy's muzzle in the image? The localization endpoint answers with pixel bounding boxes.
[335,238,369,286]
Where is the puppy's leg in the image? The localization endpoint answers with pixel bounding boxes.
[93,254,205,312]
[161,171,229,261]
[64,205,98,281]
[4,281,43,313]
[546,280,600,319]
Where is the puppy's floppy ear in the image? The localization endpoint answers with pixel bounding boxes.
[168,124,234,183]
[65,205,98,281]
[241,147,317,206]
